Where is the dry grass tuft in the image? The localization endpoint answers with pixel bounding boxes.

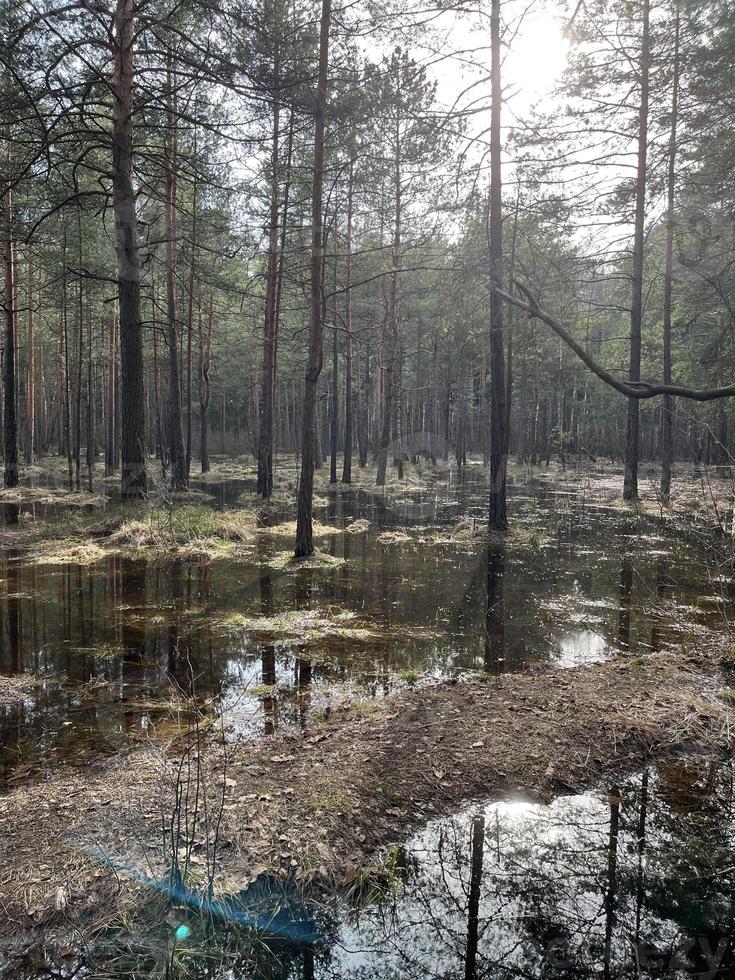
[0,673,45,707]
[33,540,108,565]
[376,530,414,545]
[267,548,345,571]
[345,518,371,534]
[219,608,379,643]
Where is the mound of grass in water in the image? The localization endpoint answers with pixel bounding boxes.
[267,548,344,571]
[220,607,377,643]
[376,530,413,545]
[109,506,258,553]
[33,540,107,566]
[256,519,333,540]
[345,518,371,534]
[0,485,106,507]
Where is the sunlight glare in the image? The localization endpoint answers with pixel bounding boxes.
[505,6,569,111]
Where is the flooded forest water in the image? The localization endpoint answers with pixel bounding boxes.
[1,461,734,978]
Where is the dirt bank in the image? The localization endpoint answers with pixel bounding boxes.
[0,647,732,958]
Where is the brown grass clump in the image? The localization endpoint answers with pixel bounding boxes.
[267,548,345,571]
[33,540,107,566]
[257,519,332,539]
[220,608,379,643]
[0,673,44,708]
[106,508,258,557]
[345,518,371,534]
[430,518,486,545]
[376,530,414,545]
[0,486,106,508]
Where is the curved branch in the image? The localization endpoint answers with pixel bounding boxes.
[494,281,735,402]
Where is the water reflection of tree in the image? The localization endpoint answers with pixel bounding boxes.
[618,555,633,650]
[315,761,735,979]
[484,543,505,674]
[260,537,278,734]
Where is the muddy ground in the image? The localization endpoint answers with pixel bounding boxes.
[0,644,732,962]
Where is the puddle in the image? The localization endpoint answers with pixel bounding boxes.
[301,758,735,979]
[1,468,734,786]
[73,757,735,979]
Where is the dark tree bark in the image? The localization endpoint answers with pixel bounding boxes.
[75,217,83,490]
[660,0,680,504]
[295,0,331,558]
[488,0,507,530]
[62,234,73,489]
[342,158,354,484]
[112,0,147,498]
[357,342,369,467]
[185,173,197,480]
[105,317,116,475]
[86,288,94,490]
[153,318,166,475]
[376,94,402,487]
[2,136,18,488]
[164,62,187,491]
[330,322,338,483]
[623,0,651,501]
[25,251,34,466]
[199,295,213,473]
[257,48,281,498]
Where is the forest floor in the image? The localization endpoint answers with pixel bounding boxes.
[0,642,733,964]
[1,454,734,564]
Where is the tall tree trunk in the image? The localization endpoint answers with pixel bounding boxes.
[199,295,213,473]
[2,133,18,488]
[342,158,354,484]
[75,218,84,490]
[623,0,651,501]
[106,317,116,475]
[112,0,147,498]
[257,24,282,499]
[185,173,197,479]
[377,91,402,486]
[330,323,338,483]
[660,0,680,505]
[165,61,187,491]
[295,0,332,558]
[62,234,73,489]
[25,251,34,466]
[358,343,369,467]
[153,321,165,474]
[86,288,94,490]
[488,0,507,530]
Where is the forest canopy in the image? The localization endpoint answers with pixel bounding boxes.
[2,0,734,542]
